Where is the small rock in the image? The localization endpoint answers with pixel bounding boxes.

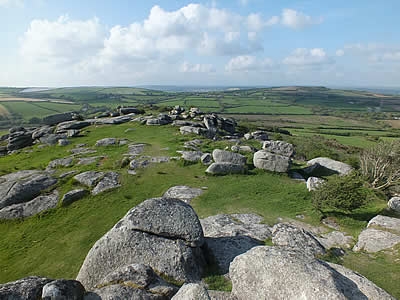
[201,153,213,165]
[58,139,70,146]
[92,172,120,195]
[42,279,85,300]
[388,197,400,213]
[163,186,204,203]
[172,283,211,300]
[61,189,89,206]
[95,138,117,147]
[47,157,73,169]
[74,171,105,187]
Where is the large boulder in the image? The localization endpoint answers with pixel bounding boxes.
[272,223,326,257]
[172,283,210,300]
[179,151,203,162]
[304,157,353,176]
[212,149,247,165]
[353,215,400,253]
[0,276,53,299]
[388,196,400,213]
[253,150,290,173]
[7,127,33,151]
[0,190,59,220]
[76,198,205,289]
[163,186,204,203]
[0,171,57,210]
[42,279,85,300]
[229,246,394,300]
[262,140,294,157]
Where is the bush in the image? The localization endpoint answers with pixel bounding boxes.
[312,173,372,212]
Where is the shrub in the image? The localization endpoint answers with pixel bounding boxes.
[312,172,371,212]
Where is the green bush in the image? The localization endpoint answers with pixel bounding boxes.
[312,173,372,212]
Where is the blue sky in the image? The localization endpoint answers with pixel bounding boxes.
[0,0,399,87]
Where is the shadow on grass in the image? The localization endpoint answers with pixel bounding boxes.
[322,208,386,222]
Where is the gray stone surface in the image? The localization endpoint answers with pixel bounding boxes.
[42,112,75,126]
[180,151,203,162]
[205,163,246,175]
[0,276,53,300]
[0,190,59,220]
[95,138,117,147]
[42,279,85,300]
[77,156,103,166]
[98,264,178,298]
[212,149,247,165]
[368,215,400,233]
[253,150,291,173]
[90,115,134,125]
[307,176,325,191]
[74,171,105,188]
[58,139,70,146]
[76,198,205,289]
[231,145,255,153]
[172,283,211,300]
[305,157,353,176]
[200,214,271,241]
[47,157,73,169]
[317,231,354,249]
[180,126,208,136]
[7,128,33,151]
[272,223,326,257]
[61,189,89,206]
[201,153,213,165]
[388,197,400,213]
[126,143,146,156]
[353,228,400,253]
[56,121,91,132]
[262,140,294,157]
[163,186,204,203]
[92,172,120,195]
[0,171,58,210]
[229,246,394,300]
[86,284,164,300]
[208,290,233,300]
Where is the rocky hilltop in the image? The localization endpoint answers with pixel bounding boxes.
[0,106,399,299]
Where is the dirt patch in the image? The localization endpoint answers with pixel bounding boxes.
[385,120,400,129]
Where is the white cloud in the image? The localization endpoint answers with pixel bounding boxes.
[226,55,273,72]
[20,15,104,65]
[283,48,333,66]
[239,0,249,6]
[0,0,23,7]
[247,13,279,31]
[344,43,400,62]
[336,49,344,57]
[281,9,322,29]
[181,62,215,73]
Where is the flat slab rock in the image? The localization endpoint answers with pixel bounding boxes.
[305,157,353,176]
[91,172,121,195]
[163,185,204,203]
[0,190,59,220]
[229,246,395,300]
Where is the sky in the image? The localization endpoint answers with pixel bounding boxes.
[0,0,399,87]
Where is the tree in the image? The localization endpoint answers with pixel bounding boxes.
[360,140,400,190]
[312,173,371,212]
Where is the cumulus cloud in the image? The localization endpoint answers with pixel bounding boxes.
[181,61,215,73]
[225,55,273,72]
[283,48,333,66]
[336,49,345,57]
[281,9,322,29]
[247,13,279,31]
[344,43,400,62]
[20,15,104,65]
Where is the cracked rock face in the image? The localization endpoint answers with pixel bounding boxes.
[76,198,206,289]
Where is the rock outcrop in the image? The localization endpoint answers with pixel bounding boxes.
[304,157,353,176]
[253,150,291,173]
[0,276,53,299]
[206,149,247,175]
[163,186,204,203]
[76,197,206,289]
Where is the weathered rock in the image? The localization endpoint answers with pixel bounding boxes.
[180,151,203,162]
[203,115,218,135]
[86,284,164,300]
[317,231,354,249]
[180,126,208,136]
[262,140,294,157]
[229,246,394,300]
[77,156,103,166]
[126,143,146,156]
[74,171,105,188]
[173,120,202,127]
[98,264,178,298]
[129,159,150,170]
[70,147,97,155]
[208,290,233,300]
[172,283,210,300]
[0,172,58,210]
[205,163,246,175]
[32,126,55,140]
[58,139,70,146]
[305,157,353,176]
[56,121,91,133]
[388,197,400,213]
[272,223,326,257]
[163,186,204,203]
[200,214,271,241]
[368,215,400,233]
[307,176,325,191]
[7,128,33,151]
[47,157,74,169]
[40,134,68,145]
[201,153,212,165]
[0,276,53,299]
[95,138,117,147]
[42,112,76,126]
[67,129,80,137]
[76,198,205,289]
[231,145,255,153]
[42,279,85,300]
[61,189,89,206]
[249,131,269,141]
[253,150,290,173]
[212,149,247,165]
[92,172,120,195]
[0,190,59,220]
[119,107,144,115]
[90,115,133,125]
[205,236,262,274]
